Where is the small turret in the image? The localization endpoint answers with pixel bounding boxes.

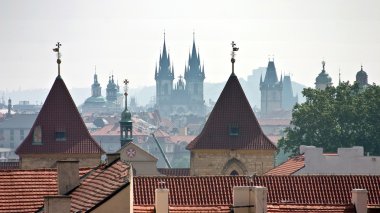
[315,61,333,90]
[355,65,368,88]
[6,98,12,118]
[120,79,133,147]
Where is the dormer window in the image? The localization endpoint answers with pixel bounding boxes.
[229,124,239,136]
[32,125,42,145]
[55,131,66,141]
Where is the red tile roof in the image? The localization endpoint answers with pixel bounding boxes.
[0,168,91,213]
[70,160,130,212]
[16,76,104,155]
[134,176,380,206]
[265,155,305,176]
[158,168,190,176]
[187,74,276,150]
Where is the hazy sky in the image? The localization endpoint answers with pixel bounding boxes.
[1,0,379,91]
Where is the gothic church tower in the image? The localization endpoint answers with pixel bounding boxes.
[260,60,283,117]
[184,37,205,108]
[155,37,174,115]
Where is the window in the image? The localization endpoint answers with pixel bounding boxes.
[20,129,25,140]
[230,170,239,176]
[55,131,66,141]
[33,126,42,144]
[229,124,239,136]
[10,129,14,141]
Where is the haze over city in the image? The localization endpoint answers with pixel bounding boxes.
[1,0,379,92]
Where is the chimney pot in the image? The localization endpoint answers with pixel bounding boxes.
[57,160,79,195]
[155,188,169,213]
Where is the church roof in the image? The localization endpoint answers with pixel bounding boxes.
[187,73,276,150]
[16,76,104,155]
[263,61,279,85]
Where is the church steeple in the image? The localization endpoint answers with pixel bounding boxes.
[184,35,205,81]
[155,34,174,81]
[91,69,102,97]
[120,79,133,147]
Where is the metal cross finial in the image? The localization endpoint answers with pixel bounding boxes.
[231,41,239,74]
[123,79,129,94]
[53,42,62,76]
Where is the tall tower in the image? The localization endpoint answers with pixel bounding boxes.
[91,72,102,97]
[260,60,283,117]
[106,75,118,102]
[315,61,333,90]
[282,75,298,111]
[120,79,133,147]
[184,36,205,108]
[155,35,174,114]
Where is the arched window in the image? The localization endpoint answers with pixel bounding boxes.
[230,170,239,176]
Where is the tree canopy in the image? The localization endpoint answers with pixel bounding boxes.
[278,82,380,156]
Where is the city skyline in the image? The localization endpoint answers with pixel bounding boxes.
[1,0,379,91]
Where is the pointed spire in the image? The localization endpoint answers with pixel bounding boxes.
[120,78,133,147]
[339,68,341,85]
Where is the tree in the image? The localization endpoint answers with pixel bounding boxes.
[278,82,380,156]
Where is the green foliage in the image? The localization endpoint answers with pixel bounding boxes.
[278,83,380,156]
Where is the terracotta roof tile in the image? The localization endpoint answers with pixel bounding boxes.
[70,160,130,212]
[134,176,380,206]
[15,76,104,155]
[265,155,305,176]
[0,168,91,213]
[187,74,276,150]
[158,168,190,176]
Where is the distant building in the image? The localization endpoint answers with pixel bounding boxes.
[81,73,123,114]
[0,113,37,160]
[355,65,369,88]
[155,36,205,120]
[315,61,333,90]
[265,146,380,176]
[260,60,297,118]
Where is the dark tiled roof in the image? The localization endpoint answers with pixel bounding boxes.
[187,74,276,150]
[15,76,104,155]
[70,160,130,212]
[134,176,380,206]
[0,161,19,170]
[0,168,91,213]
[158,168,190,176]
[265,155,305,176]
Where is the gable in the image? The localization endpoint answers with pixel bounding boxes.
[119,142,158,162]
[15,76,104,155]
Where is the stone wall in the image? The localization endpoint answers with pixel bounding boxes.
[190,149,276,176]
[20,153,101,169]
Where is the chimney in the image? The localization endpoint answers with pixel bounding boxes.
[233,186,267,213]
[107,153,120,165]
[352,189,368,213]
[44,195,71,213]
[57,160,79,195]
[155,187,169,213]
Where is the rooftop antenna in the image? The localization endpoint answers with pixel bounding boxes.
[231,41,239,75]
[53,42,62,76]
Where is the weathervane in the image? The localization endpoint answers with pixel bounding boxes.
[231,41,239,74]
[322,60,326,71]
[53,42,62,76]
